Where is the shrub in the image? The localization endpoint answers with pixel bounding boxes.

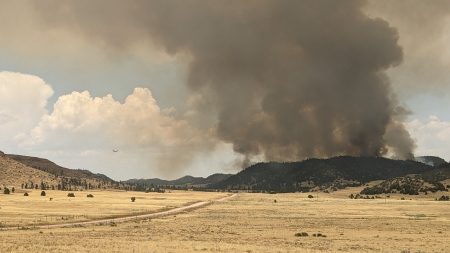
[438,195,449,201]
[41,191,46,196]
[11,187,15,193]
[67,193,75,197]
[3,188,10,194]
[295,232,309,237]
[308,195,314,199]
[87,194,94,198]
[24,192,29,196]
[131,197,136,202]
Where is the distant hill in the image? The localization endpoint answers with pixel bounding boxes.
[211,156,433,192]
[171,175,205,185]
[360,175,447,195]
[1,152,118,190]
[202,173,234,185]
[421,163,450,182]
[0,153,58,187]
[4,149,447,194]
[7,154,114,182]
[126,173,233,190]
[360,164,450,195]
[415,156,447,167]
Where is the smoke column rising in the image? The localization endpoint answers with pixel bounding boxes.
[32,0,415,163]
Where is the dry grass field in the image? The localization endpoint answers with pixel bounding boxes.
[0,190,228,227]
[0,187,449,253]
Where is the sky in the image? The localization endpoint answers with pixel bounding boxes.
[0,0,449,180]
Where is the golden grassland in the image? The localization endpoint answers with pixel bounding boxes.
[0,190,228,227]
[0,188,449,253]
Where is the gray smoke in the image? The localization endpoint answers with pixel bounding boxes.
[32,0,415,161]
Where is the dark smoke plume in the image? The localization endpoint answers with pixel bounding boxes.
[33,0,415,161]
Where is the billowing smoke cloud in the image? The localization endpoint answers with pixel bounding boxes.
[366,0,450,95]
[30,0,415,162]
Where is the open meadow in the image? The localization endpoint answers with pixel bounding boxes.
[0,188,449,253]
[0,190,228,227]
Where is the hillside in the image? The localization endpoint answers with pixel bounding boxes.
[415,156,447,167]
[360,175,448,195]
[202,173,234,185]
[212,156,433,192]
[7,154,114,182]
[126,173,233,190]
[1,151,119,190]
[421,163,450,182]
[0,153,59,187]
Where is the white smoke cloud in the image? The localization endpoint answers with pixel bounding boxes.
[28,88,191,147]
[406,116,450,161]
[0,71,53,149]
[24,88,222,178]
[1,71,237,179]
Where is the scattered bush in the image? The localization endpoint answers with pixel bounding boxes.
[312,233,327,237]
[438,195,449,201]
[274,199,277,203]
[41,191,46,196]
[349,194,355,199]
[308,195,314,199]
[67,193,75,197]
[24,192,29,196]
[87,194,94,198]
[295,232,309,237]
[11,187,15,193]
[3,188,10,194]
[131,197,136,202]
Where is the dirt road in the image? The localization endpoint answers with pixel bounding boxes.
[0,193,238,231]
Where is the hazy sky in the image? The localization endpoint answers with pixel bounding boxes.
[0,0,449,180]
